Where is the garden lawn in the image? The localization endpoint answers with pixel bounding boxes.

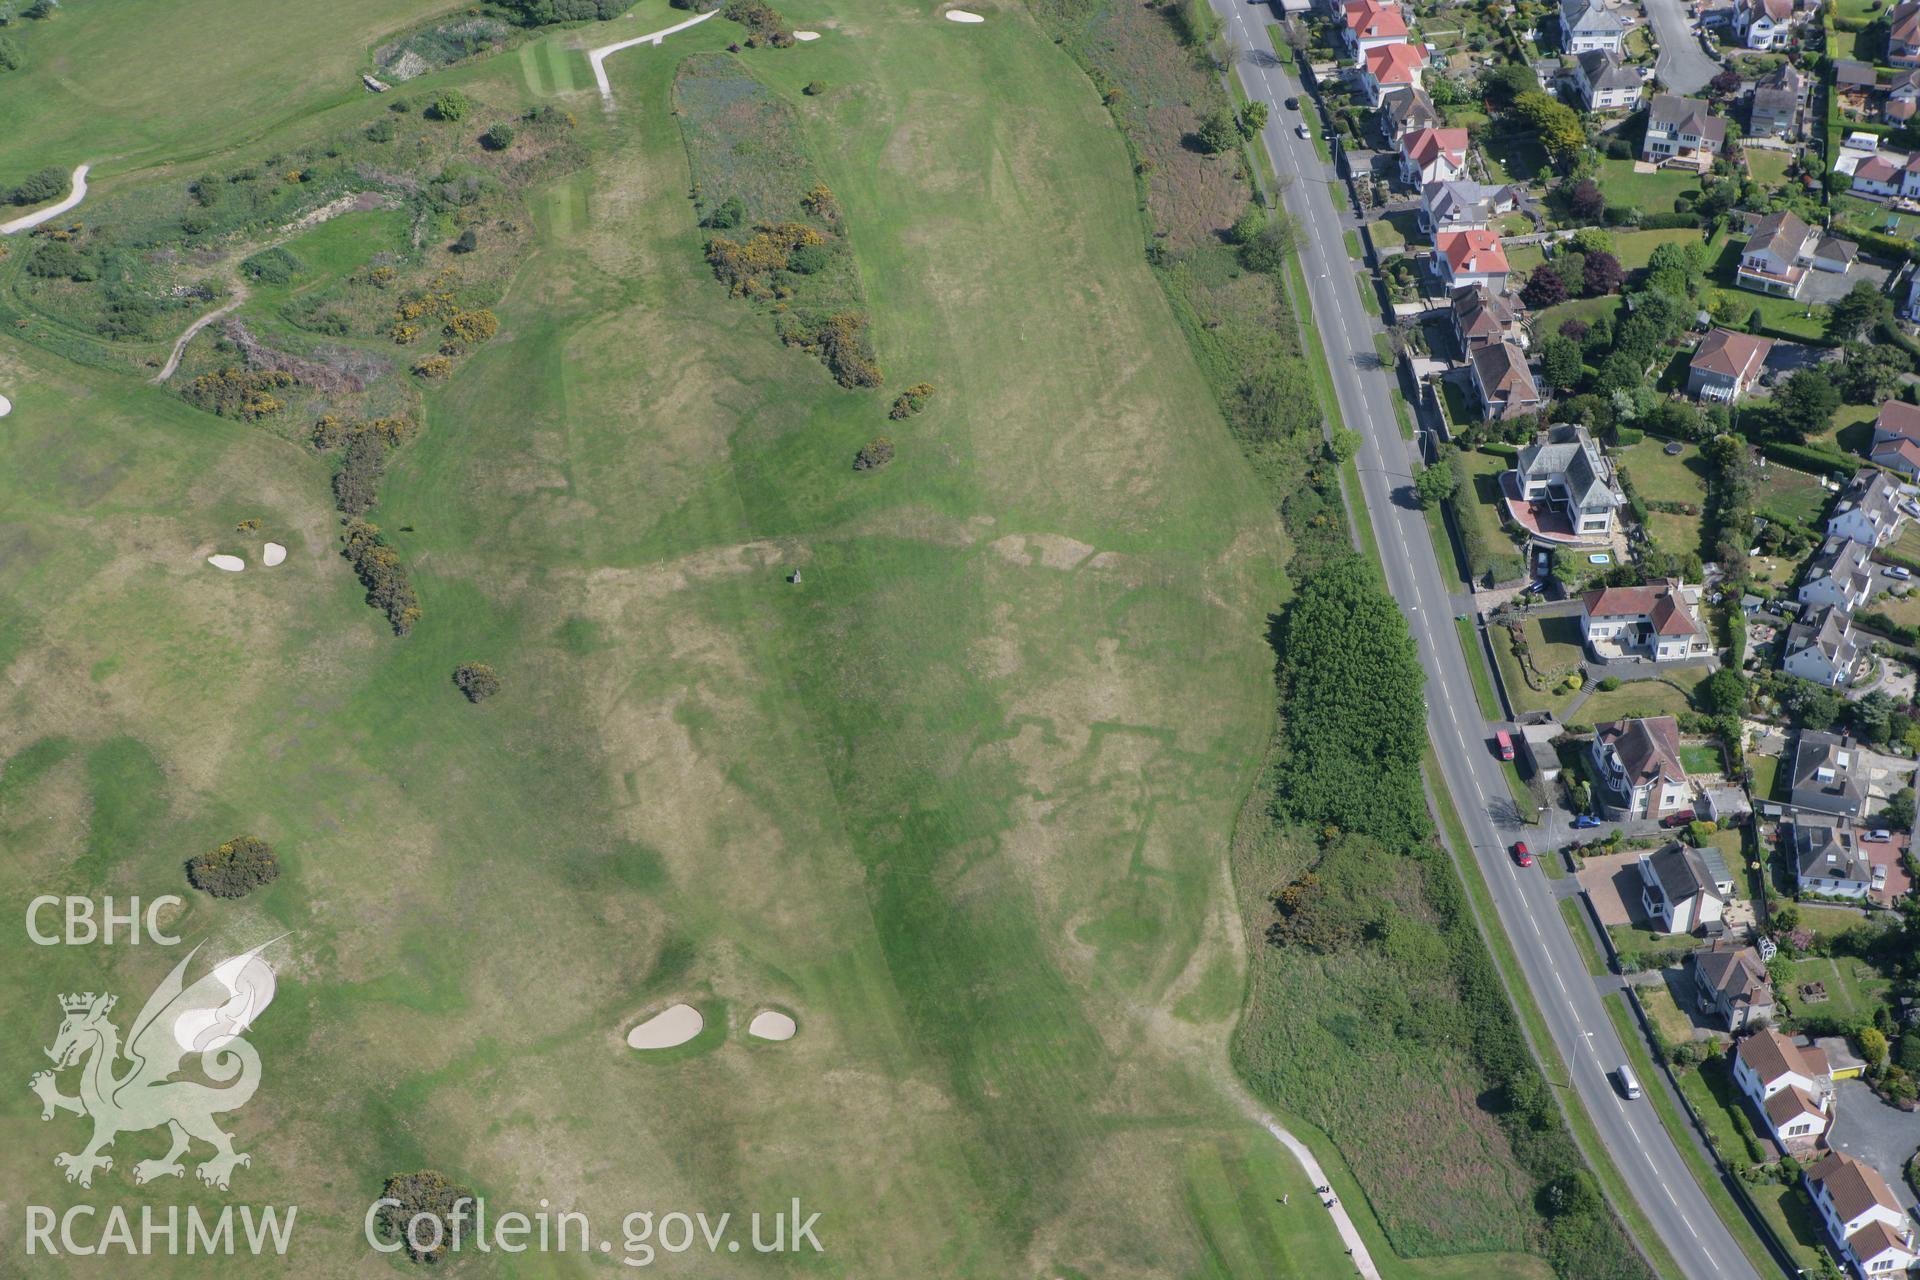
[1594,157,1702,217]
[1680,744,1724,774]
[1746,148,1794,187]
[1619,437,1708,558]
[1753,462,1833,524]
[1610,226,1712,270]
[1532,293,1619,341]
[1777,954,1891,1025]
[1576,670,1708,725]
[1521,612,1588,680]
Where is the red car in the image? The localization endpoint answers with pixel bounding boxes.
[1512,841,1533,867]
[1660,810,1698,829]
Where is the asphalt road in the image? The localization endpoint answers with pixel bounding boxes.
[1642,0,1721,95]
[1205,9,1761,1278]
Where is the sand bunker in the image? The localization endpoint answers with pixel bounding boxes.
[748,1010,797,1041]
[626,1003,703,1049]
[0,393,11,418]
[946,9,985,21]
[263,542,287,567]
[207,555,246,572]
[794,29,820,39]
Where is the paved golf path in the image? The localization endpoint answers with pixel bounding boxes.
[588,9,719,101]
[0,164,91,235]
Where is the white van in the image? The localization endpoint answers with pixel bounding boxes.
[1616,1065,1642,1100]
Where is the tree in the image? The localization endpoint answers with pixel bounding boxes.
[1415,457,1457,507]
[1770,369,1841,443]
[1537,334,1583,391]
[1828,279,1894,343]
[452,227,479,254]
[481,122,515,151]
[429,89,470,122]
[1482,61,1539,107]
[1698,667,1748,716]
[1568,177,1605,220]
[1523,262,1568,308]
[1851,690,1896,744]
[453,662,502,702]
[1709,67,1742,98]
[1197,106,1239,154]
[1512,91,1587,168]
[185,836,280,899]
[1568,227,1614,256]
[1583,250,1624,296]
[1884,787,1916,832]
[1237,100,1269,137]
[1329,427,1361,463]
[1860,1026,1889,1067]
[1228,206,1267,245]
[1239,215,1296,273]
[0,34,25,71]
[1838,342,1911,405]
[803,79,827,95]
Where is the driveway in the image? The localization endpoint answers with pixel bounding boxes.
[1644,0,1720,94]
[1828,1079,1920,1202]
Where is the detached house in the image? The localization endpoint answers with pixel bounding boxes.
[1736,209,1857,299]
[1580,580,1710,660]
[1421,179,1516,232]
[1827,469,1907,547]
[1792,820,1876,897]
[1361,41,1427,106]
[1750,61,1805,137]
[1399,126,1471,186]
[1469,341,1541,420]
[1642,94,1725,172]
[1511,423,1627,538]
[1561,0,1625,52]
[1732,0,1798,51]
[1888,69,1920,124]
[1379,86,1441,144]
[1432,228,1510,293]
[1733,1029,1832,1149]
[1342,0,1408,56]
[1870,399,1920,478]
[1572,48,1643,112]
[1687,327,1773,402]
[1590,716,1691,818]
[1784,607,1864,689]
[1806,1152,1920,1280]
[1692,943,1775,1031]
[1798,536,1876,612]
[1638,842,1732,934]
[1892,0,1920,67]
[1790,732,1870,818]
[1451,284,1526,351]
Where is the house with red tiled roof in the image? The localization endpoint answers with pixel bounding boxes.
[1851,151,1906,197]
[1687,327,1773,403]
[1892,0,1920,67]
[1733,0,1800,51]
[1733,1029,1832,1150]
[1467,341,1540,421]
[1431,228,1509,293]
[1342,0,1408,56]
[1872,400,1920,479]
[1361,41,1427,106]
[1806,1151,1919,1279]
[1398,126,1470,186]
[1580,579,1709,662]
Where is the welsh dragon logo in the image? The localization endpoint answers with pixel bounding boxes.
[29,940,279,1191]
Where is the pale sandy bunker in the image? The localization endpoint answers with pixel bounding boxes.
[626,1003,703,1049]
[263,542,287,567]
[794,29,820,40]
[207,554,246,572]
[946,9,985,21]
[0,393,12,418]
[748,1010,797,1041]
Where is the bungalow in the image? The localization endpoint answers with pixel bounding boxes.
[1836,59,1879,115]
[1468,340,1541,420]
[1792,819,1876,897]
[1789,731,1870,818]
[1561,0,1625,52]
[1361,41,1427,107]
[1638,841,1732,934]
[1732,0,1798,51]
[1870,399,1920,478]
[1783,606,1864,689]
[1733,1029,1832,1149]
[1571,48,1643,112]
[1642,93,1725,172]
[1797,536,1876,612]
[1421,179,1516,232]
[1692,943,1775,1031]
[1379,85,1442,144]
[1734,209,1853,299]
[1580,579,1710,660]
[1750,61,1805,138]
[1893,0,1920,68]
[1806,1151,1920,1280]
[1687,327,1773,402]
[1513,423,1626,537]
[1827,468,1907,547]
[1451,284,1527,351]
[1848,151,1909,198]
[1432,228,1509,293]
[1342,0,1409,56]
[1590,715,1691,818]
[1889,69,1920,124]
[1399,126,1471,186]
